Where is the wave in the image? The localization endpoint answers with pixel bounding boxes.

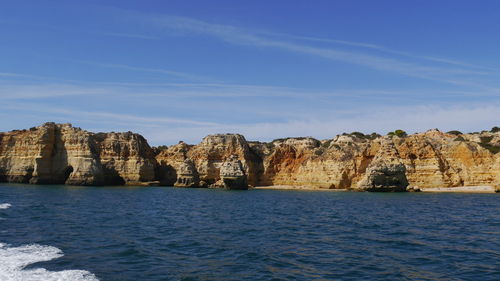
[0,243,99,281]
[0,203,11,209]
[0,204,99,281]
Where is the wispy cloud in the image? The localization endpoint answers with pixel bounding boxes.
[68,59,214,82]
[1,79,497,101]
[139,102,500,145]
[97,31,160,40]
[0,83,117,99]
[266,32,500,73]
[2,86,498,145]
[0,72,50,80]
[114,12,498,89]
[2,102,220,127]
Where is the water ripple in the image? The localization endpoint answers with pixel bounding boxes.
[0,184,498,280]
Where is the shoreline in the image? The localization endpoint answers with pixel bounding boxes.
[254,185,497,193]
[1,183,497,193]
[253,185,347,191]
[420,185,496,193]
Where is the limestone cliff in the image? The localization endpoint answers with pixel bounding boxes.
[0,123,157,185]
[156,134,262,187]
[1,123,498,191]
[174,159,200,187]
[220,155,248,190]
[355,137,409,192]
[156,129,499,191]
[93,132,156,184]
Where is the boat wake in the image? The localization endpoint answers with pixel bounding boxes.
[0,203,11,209]
[0,204,99,281]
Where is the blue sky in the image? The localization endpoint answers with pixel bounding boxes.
[1,0,499,145]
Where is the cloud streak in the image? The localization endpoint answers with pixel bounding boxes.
[266,32,500,73]
[68,60,214,82]
[138,102,500,145]
[2,102,220,127]
[1,79,498,101]
[116,13,498,89]
[2,91,498,145]
[97,31,160,40]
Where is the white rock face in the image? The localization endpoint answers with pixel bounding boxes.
[0,123,157,185]
[174,159,200,187]
[220,155,248,189]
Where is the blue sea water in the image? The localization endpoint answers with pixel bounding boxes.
[0,183,498,281]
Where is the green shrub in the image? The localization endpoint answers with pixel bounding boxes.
[265,142,275,150]
[156,145,169,151]
[321,139,333,148]
[350,132,366,139]
[388,129,407,137]
[491,126,500,133]
[480,136,493,144]
[454,136,465,142]
[447,130,462,135]
[271,137,311,143]
[479,143,500,154]
[314,149,324,156]
[395,129,407,137]
[345,132,380,140]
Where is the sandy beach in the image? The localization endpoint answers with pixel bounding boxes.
[253,185,346,191]
[420,186,497,193]
[254,185,497,193]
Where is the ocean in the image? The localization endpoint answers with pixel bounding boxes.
[0,183,498,281]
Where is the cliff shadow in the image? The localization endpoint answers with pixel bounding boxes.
[102,165,125,185]
[9,167,34,183]
[30,127,74,184]
[156,163,177,186]
[0,167,6,182]
[63,166,73,183]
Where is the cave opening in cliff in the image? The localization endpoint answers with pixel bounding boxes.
[63,166,74,183]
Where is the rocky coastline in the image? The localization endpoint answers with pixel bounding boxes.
[0,123,498,192]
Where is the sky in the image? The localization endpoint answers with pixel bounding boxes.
[0,0,499,145]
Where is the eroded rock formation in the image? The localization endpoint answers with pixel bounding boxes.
[220,155,248,190]
[1,123,498,191]
[354,138,409,191]
[155,129,498,191]
[156,134,262,187]
[174,159,200,187]
[0,123,157,185]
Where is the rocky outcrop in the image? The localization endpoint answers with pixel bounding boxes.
[355,163,409,191]
[396,130,498,187]
[354,138,409,191]
[156,129,498,191]
[93,132,156,185]
[1,124,498,191]
[0,123,157,186]
[174,159,200,187]
[0,123,103,185]
[220,155,248,190]
[155,141,191,186]
[156,134,262,186]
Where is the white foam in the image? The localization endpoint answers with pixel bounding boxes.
[0,203,98,280]
[0,203,11,209]
[0,243,99,281]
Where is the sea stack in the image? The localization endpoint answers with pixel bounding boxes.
[354,137,409,192]
[174,159,200,187]
[220,155,248,190]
